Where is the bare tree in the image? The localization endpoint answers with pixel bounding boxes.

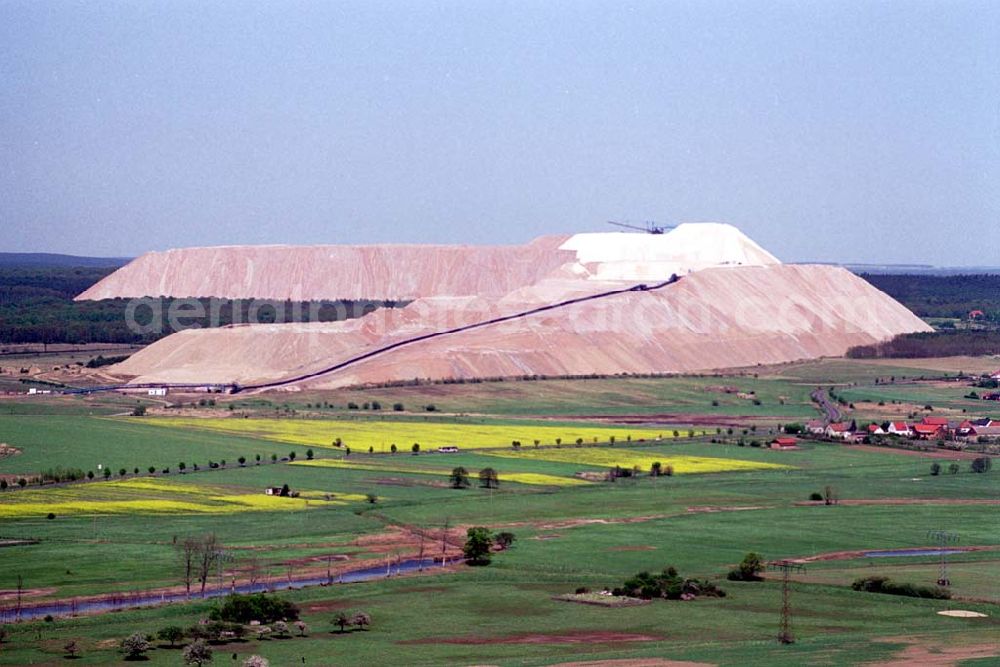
[197,534,224,596]
[245,554,263,590]
[15,575,23,622]
[179,538,199,598]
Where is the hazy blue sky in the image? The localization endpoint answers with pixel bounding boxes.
[2,1,997,264]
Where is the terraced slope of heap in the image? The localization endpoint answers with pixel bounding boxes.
[75,223,780,301]
[76,235,574,301]
[109,263,931,389]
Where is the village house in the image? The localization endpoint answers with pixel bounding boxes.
[956,418,993,437]
[825,422,852,439]
[912,423,946,440]
[964,423,1000,440]
[805,420,826,435]
[770,437,799,450]
[867,423,885,435]
[886,421,912,437]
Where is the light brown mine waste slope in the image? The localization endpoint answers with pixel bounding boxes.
[76,223,780,301]
[77,236,573,301]
[112,263,932,389]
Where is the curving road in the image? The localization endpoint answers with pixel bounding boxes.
[810,388,842,424]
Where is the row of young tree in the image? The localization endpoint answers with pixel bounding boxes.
[113,592,372,663]
[449,467,499,489]
[0,450,315,492]
[930,457,993,475]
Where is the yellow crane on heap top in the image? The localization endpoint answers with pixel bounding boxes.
[606,220,677,235]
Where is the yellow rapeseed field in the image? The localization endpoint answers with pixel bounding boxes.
[500,472,590,486]
[484,447,789,474]
[293,459,589,486]
[0,477,352,518]
[139,417,698,451]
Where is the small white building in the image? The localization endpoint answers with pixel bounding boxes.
[825,423,852,440]
[886,421,912,437]
[147,388,168,397]
[805,420,826,435]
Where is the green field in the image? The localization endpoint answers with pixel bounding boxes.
[0,361,998,665]
[225,373,821,418]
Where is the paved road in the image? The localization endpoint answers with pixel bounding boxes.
[810,388,842,424]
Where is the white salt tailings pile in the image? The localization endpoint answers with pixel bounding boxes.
[559,222,780,281]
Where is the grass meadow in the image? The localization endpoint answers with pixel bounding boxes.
[0,360,998,664]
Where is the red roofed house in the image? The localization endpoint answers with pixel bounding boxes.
[887,421,912,437]
[825,422,852,439]
[991,369,1000,381]
[920,416,950,427]
[770,437,799,450]
[974,424,1000,439]
[867,423,885,435]
[805,420,826,435]
[912,423,946,440]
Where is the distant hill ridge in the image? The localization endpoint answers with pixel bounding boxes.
[0,252,131,268]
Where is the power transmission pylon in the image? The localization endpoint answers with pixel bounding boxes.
[767,560,805,644]
[927,530,959,586]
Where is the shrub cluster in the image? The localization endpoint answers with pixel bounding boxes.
[209,593,300,624]
[726,552,764,582]
[612,566,726,600]
[851,576,950,599]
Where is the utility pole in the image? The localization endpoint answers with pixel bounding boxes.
[927,530,959,586]
[417,530,426,571]
[767,560,805,644]
[441,517,450,562]
[15,574,23,623]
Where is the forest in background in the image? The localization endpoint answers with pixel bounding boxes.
[0,265,403,344]
[3,264,1000,347]
[860,273,1000,320]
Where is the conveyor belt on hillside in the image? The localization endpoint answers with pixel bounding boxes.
[236,275,680,392]
[66,275,679,395]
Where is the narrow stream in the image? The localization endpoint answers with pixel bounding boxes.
[1,557,455,623]
[862,548,965,558]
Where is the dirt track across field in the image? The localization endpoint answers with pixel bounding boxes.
[555,659,713,667]
[845,444,984,460]
[795,498,1000,508]
[869,637,1000,666]
[400,630,663,645]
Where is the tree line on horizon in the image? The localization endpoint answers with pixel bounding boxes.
[0,266,405,345]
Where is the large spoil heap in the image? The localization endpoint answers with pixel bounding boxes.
[82,223,930,390]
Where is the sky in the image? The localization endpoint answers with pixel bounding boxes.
[1,0,997,264]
